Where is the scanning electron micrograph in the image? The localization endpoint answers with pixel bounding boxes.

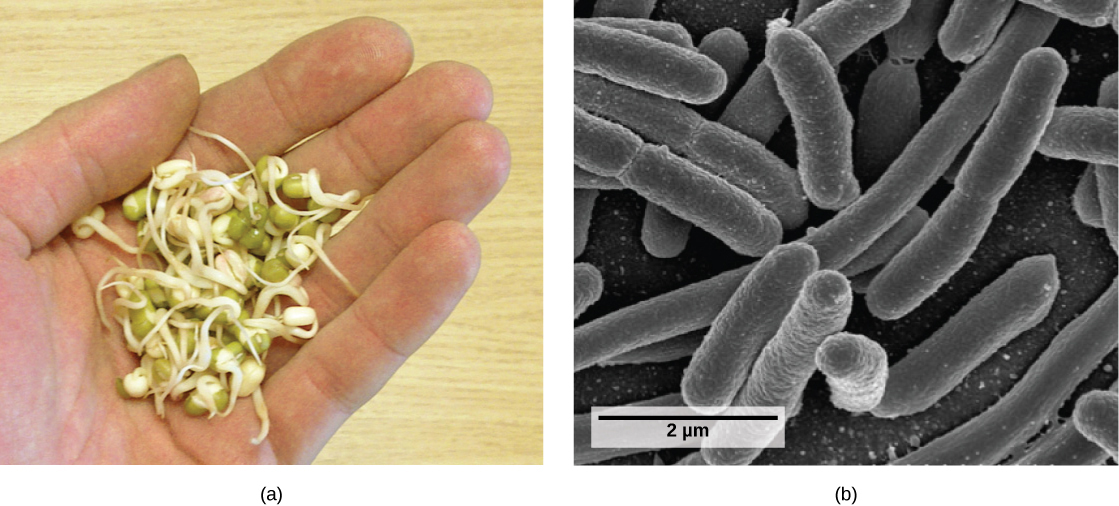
[574,0,1118,465]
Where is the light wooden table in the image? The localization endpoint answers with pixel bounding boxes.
[0,0,542,464]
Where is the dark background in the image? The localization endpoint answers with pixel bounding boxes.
[575,0,1118,465]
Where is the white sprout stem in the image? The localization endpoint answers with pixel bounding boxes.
[295,234,359,297]
[250,389,270,445]
[253,283,310,319]
[306,168,363,210]
[289,318,319,339]
[158,323,183,365]
[73,216,141,254]
[188,127,255,173]
[222,368,243,417]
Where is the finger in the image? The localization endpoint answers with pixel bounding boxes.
[303,120,509,325]
[266,220,481,463]
[0,56,198,254]
[283,61,493,194]
[178,17,414,171]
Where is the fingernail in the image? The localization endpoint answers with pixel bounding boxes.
[132,54,185,77]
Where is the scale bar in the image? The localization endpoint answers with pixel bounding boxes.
[597,415,779,421]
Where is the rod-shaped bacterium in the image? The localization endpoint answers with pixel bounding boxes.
[766,22,860,210]
[575,19,727,104]
[1100,72,1118,108]
[1037,106,1119,166]
[840,207,928,278]
[574,166,623,190]
[585,17,694,48]
[697,28,750,86]
[641,203,692,258]
[855,60,922,185]
[694,27,750,117]
[1013,419,1113,465]
[1071,390,1119,459]
[741,270,853,416]
[1073,169,1104,228]
[575,263,604,319]
[574,106,641,177]
[619,145,782,257]
[883,0,952,61]
[793,0,831,24]
[574,264,754,371]
[872,255,1060,419]
[866,48,1067,320]
[937,0,1016,64]
[575,72,807,229]
[575,107,782,256]
[681,243,819,414]
[799,5,1058,271]
[704,269,851,465]
[815,332,889,413]
[719,0,911,143]
[1011,382,1116,466]
[601,328,706,366]
[895,281,1117,465]
[1018,0,1117,26]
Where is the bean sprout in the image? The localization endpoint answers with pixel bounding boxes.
[76,128,361,444]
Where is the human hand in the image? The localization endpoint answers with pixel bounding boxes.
[0,17,509,464]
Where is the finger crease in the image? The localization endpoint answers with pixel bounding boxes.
[303,353,364,416]
[349,298,411,363]
[334,122,387,191]
[259,68,309,142]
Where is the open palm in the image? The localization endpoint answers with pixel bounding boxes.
[0,18,509,464]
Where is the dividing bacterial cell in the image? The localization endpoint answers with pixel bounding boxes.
[574,0,1118,466]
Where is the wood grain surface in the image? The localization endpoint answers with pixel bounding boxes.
[0,0,542,464]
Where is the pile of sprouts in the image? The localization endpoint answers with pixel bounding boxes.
[71,128,362,444]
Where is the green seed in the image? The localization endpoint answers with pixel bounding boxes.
[261,258,290,283]
[225,341,245,359]
[282,173,311,199]
[239,227,266,250]
[241,327,271,354]
[250,233,272,257]
[295,221,318,237]
[241,205,263,226]
[209,341,246,371]
[224,210,248,240]
[126,288,145,305]
[129,301,157,338]
[269,204,299,231]
[212,389,230,412]
[194,303,228,325]
[255,156,270,179]
[147,285,169,309]
[219,329,238,347]
[152,358,172,383]
[122,188,151,221]
[221,288,244,306]
[184,392,208,416]
[242,255,263,286]
[136,220,159,253]
[308,199,341,224]
[167,286,192,307]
